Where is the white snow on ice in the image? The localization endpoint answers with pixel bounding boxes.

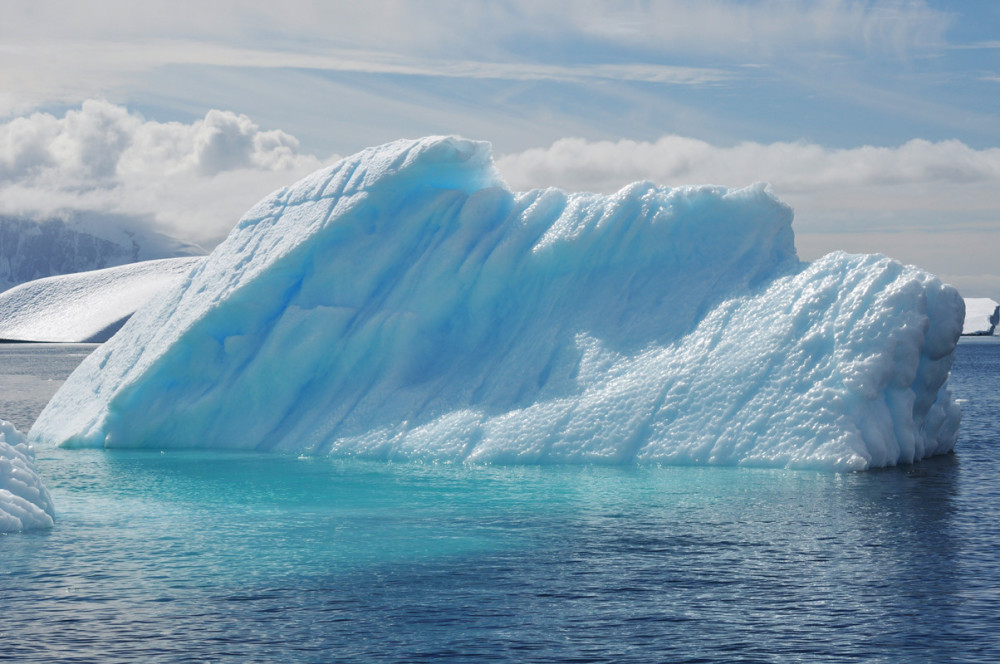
[29,136,965,471]
[1,419,54,532]
[0,257,204,342]
[962,297,999,336]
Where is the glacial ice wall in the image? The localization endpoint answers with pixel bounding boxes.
[1,419,54,532]
[29,136,964,470]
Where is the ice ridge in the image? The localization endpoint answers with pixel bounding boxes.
[29,136,964,471]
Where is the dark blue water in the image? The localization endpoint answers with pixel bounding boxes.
[2,340,998,663]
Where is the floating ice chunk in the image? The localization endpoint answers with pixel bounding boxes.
[1,419,54,532]
[962,297,999,336]
[29,136,964,470]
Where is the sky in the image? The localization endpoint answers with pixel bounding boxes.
[1,0,998,297]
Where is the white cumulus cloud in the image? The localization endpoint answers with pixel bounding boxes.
[2,103,997,297]
[0,101,329,246]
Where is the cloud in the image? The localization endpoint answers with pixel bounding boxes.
[0,40,731,89]
[0,1,950,116]
[0,101,329,245]
[2,101,997,296]
[0,1,948,57]
[496,135,1000,297]
[948,40,1000,50]
[496,135,1000,220]
[568,0,947,57]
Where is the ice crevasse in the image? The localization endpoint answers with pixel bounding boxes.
[30,136,964,471]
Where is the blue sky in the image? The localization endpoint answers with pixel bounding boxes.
[1,0,998,296]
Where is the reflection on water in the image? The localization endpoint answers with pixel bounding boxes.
[0,342,998,663]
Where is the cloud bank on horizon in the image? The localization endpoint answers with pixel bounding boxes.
[0,101,327,245]
[0,0,997,296]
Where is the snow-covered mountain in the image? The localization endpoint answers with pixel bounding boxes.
[0,213,205,292]
[0,257,204,342]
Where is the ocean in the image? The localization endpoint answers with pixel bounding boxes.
[2,339,998,663]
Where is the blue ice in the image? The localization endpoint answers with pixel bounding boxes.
[29,137,964,471]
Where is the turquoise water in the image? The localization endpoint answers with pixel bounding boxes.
[2,340,999,663]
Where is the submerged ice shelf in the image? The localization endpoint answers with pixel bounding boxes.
[29,136,964,471]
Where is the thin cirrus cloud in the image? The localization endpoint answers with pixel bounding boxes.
[0,1,947,53]
[0,0,951,116]
[568,0,947,55]
[4,40,733,85]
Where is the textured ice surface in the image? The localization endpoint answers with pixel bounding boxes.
[30,137,964,470]
[1,419,54,532]
[962,298,999,336]
[0,257,204,342]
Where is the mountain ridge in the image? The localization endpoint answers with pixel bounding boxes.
[0,213,204,292]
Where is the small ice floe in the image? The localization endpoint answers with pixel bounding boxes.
[1,419,55,532]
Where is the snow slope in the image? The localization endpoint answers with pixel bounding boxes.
[0,257,204,342]
[1,419,54,532]
[30,137,964,471]
[962,298,999,335]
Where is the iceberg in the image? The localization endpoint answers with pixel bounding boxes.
[29,137,964,471]
[962,298,999,336]
[1,419,54,532]
[0,257,204,343]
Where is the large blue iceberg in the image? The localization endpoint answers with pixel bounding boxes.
[29,137,964,470]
